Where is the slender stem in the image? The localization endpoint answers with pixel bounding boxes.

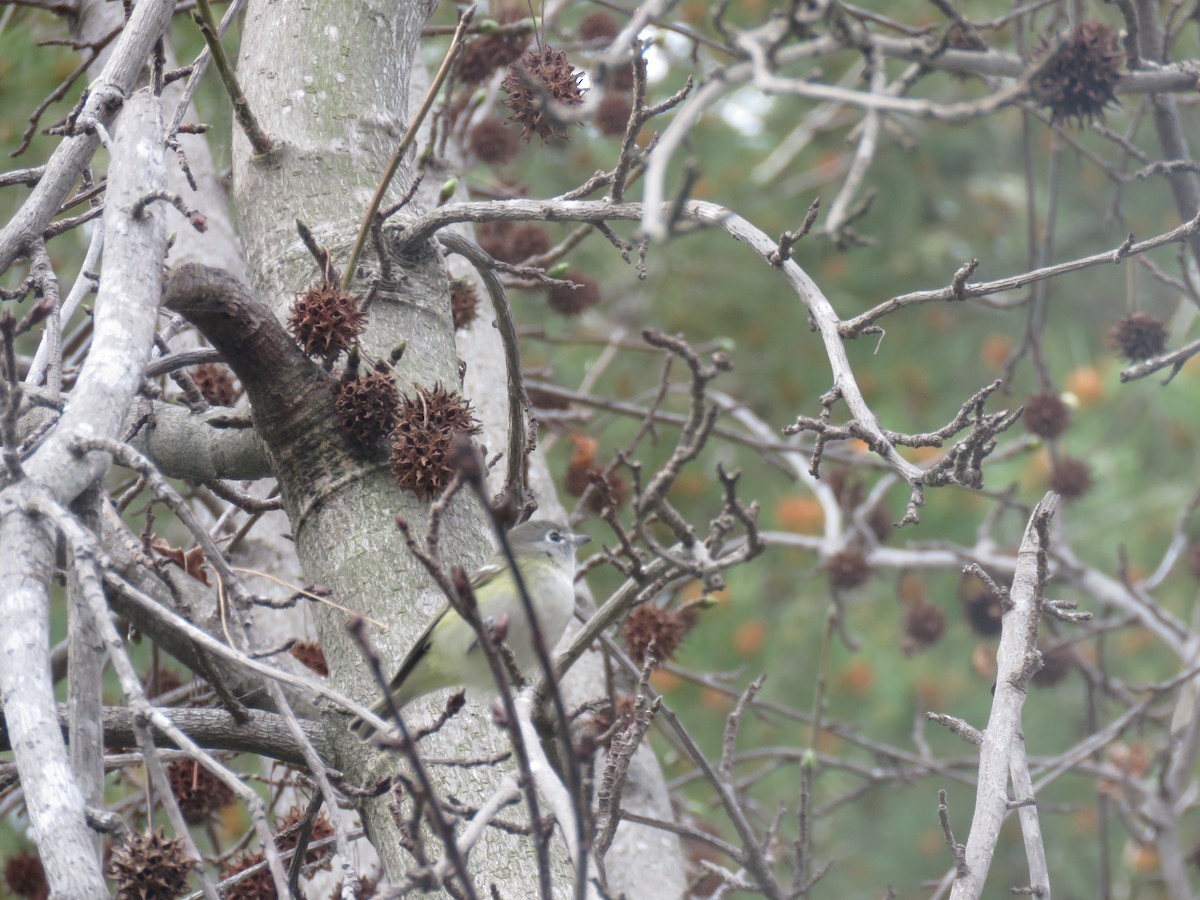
[341,5,476,290]
[192,0,273,155]
[807,607,837,751]
[439,233,531,515]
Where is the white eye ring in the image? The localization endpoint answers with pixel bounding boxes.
[549,531,563,543]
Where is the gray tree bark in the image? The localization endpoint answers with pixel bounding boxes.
[233,0,685,892]
[0,84,170,897]
[232,0,562,888]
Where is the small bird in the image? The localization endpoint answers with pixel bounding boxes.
[349,519,591,737]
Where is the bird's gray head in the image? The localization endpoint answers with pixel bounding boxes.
[509,519,591,567]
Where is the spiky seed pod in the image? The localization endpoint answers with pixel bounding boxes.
[190,364,240,407]
[458,35,525,84]
[1023,392,1070,439]
[469,117,520,166]
[501,46,586,143]
[389,385,482,500]
[1050,456,1093,500]
[623,603,699,663]
[106,829,196,900]
[579,11,620,41]
[595,92,632,137]
[585,470,630,515]
[564,462,592,497]
[961,574,1003,636]
[419,386,479,435]
[219,852,271,900]
[5,851,48,900]
[825,468,864,511]
[167,759,235,823]
[277,806,335,869]
[507,223,552,263]
[565,435,597,497]
[548,272,601,316]
[335,364,400,452]
[573,706,612,758]
[867,506,893,544]
[218,805,336,900]
[451,281,481,331]
[143,667,184,700]
[477,221,514,261]
[903,600,946,654]
[1031,22,1123,125]
[455,41,494,85]
[827,548,870,590]
[566,458,633,513]
[457,6,527,85]
[1032,644,1073,686]
[565,433,598,496]
[609,64,635,91]
[945,23,987,51]
[289,283,365,361]
[391,426,453,499]
[1110,312,1167,361]
[289,640,328,676]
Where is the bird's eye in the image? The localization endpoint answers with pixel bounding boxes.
[549,531,563,543]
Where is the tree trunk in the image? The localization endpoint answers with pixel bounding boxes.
[233,0,685,892]
[233,0,566,886]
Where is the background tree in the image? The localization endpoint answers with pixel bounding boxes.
[2,1,1200,898]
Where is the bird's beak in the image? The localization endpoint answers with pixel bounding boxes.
[569,531,592,549]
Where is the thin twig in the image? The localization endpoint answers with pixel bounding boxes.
[341,5,476,289]
[191,0,273,155]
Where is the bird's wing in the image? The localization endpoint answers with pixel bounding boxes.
[463,557,512,657]
[385,605,449,692]
[470,559,505,588]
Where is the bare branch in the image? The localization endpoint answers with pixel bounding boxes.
[950,494,1057,900]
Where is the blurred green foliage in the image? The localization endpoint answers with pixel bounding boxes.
[501,5,1200,897]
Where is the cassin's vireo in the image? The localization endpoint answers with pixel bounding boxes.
[350,519,590,737]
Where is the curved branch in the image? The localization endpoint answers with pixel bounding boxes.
[397,198,925,495]
[437,232,533,521]
[950,493,1057,900]
[127,397,272,481]
[162,264,326,450]
[1132,1,1200,273]
[0,703,328,770]
[842,213,1200,336]
[640,29,1200,242]
[162,264,368,524]
[871,35,1200,93]
[96,500,280,713]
